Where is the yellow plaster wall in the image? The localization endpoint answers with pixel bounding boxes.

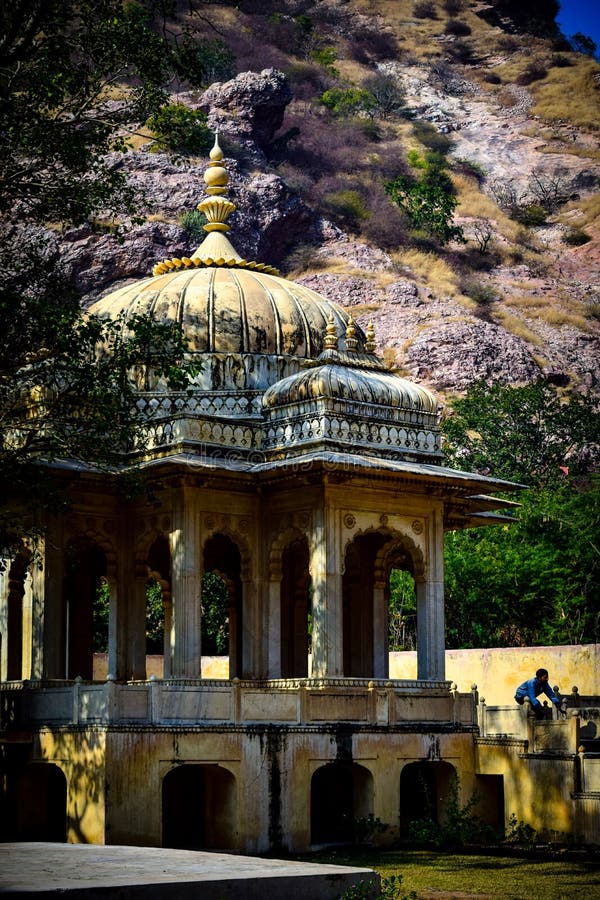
[37,728,106,844]
[390,644,600,704]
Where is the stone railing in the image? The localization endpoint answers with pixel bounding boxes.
[1,677,476,729]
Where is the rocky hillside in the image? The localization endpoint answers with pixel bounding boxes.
[58,0,600,401]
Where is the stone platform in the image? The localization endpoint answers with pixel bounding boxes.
[0,843,377,898]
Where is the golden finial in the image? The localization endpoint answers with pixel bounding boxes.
[197,132,236,233]
[345,315,358,352]
[151,133,280,276]
[324,313,338,350]
[365,321,376,353]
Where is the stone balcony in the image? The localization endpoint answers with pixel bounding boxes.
[1,677,476,730]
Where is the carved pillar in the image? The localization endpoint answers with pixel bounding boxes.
[266,576,281,679]
[372,580,389,680]
[309,491,343,678]
[170,483,201,678]
[416,509,445,680]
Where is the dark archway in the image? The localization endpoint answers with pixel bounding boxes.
[5,551,29,679]
[15,763,67,841]
[281,537,311,678]
[400,761,457,835]
[162,764,237,850]
[203,534,242,677]
[64,539,107,680]
[343,533,387,677]
[147,535,171,657]
[310,762,373,845]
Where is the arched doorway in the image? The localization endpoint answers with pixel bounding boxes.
[310,762,373,845]
[162,764,237,850]
[15,763,67,841]
[203,534,242,677]
[400,760,457,835]
[280,537,311,678]
[343,534,386,677]
[64,539,107,680]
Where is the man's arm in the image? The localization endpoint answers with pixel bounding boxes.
[542,682,560,706]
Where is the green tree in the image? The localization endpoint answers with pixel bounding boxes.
[0,3,206,560]
[147,103,213,155]
[385,152,464,245]
[201,572,229,654]
[442,380,600,648]
[442,379,600,486]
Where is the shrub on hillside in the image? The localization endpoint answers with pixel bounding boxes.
[412,121,453,154]
[180,211,206,244]
[413,1,437,19]
[348,27,400,63]
[147,104,212,155]
[517,60,548,85]
[444,18,472,36]
[562,227,591,246]
[443,0,464,12]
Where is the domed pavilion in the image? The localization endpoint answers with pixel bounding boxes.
[1,139,521,852]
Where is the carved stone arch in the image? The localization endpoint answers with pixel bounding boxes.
[373,528,425,586]
[203,527,252,582]
[268,526,309,580]
[64,527,116,578]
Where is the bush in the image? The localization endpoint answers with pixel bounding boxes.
[444,18,472,36]
[147,104,213,155]
[443,0,464,12]
[180,210,206,244]
[550,53,573,68]
[413,1,437,19]
[447,39,477,63]
[483,71,502,84]
[322,189,370,231]
[363,74,408,120]
[562,227,591,246]
[320,87,374,118]
[348,28,400,63]
[515,203,547,226]
[517,60,548,85]
[175,38,235,87]
[412,121,453,154]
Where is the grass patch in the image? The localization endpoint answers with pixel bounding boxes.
[530,58,600,130]
[491,309,544,345]
[303,848,600,899]
[396,249,461,296]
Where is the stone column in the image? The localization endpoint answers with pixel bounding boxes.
[309,491,343,678]
[42,518,65,679]
[372,581,389,680]
[416,508,445,680]
[266,577,281,679]
[170,482,201,678]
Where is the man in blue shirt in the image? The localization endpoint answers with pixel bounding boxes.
[515,668,561,718]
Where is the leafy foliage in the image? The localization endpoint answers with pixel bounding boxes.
[201,572,229,654]
[442,380,600,648]
[147,104,213,155]
[385,152,464,245]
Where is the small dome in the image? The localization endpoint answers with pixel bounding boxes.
[263,350,438,414]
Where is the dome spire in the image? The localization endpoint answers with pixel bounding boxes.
[324,313,338,350]
[196,133,236,235]
[152,133,279,277]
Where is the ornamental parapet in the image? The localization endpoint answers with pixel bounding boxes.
[1,678,475,729]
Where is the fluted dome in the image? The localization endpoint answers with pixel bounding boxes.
[89,266,362,361]
[263,348,438,413]
[87,135,366,392]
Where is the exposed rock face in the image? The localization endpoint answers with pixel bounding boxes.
[198,68,292,150]
[56,55,599,398]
